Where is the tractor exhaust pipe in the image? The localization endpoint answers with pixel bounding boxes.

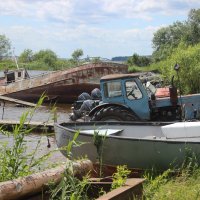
[169,75,178,106]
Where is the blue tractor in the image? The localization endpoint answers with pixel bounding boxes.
[87,73,200,121]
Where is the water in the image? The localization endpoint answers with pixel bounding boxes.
[0,103,71,123]
[0,69,76,166]
[0,103,73,165]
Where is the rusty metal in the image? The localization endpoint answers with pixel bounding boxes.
[96,178,145,200]
[101,73,140,80]
[0,62,128,103]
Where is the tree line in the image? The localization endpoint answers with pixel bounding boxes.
[0,8,200,94]
[150,8,200,95]
[127,9,200,67]
[0,36,84,70]
[127,8,200,95]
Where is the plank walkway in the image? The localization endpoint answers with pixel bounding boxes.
[0,95,37,107]
[0,120,54,132]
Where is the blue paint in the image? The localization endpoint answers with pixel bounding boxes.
[100,75,200,121]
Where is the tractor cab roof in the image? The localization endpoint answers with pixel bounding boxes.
[101,73,141,81]
[101,72,161,83]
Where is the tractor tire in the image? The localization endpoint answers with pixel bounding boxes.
[91,106,138,121]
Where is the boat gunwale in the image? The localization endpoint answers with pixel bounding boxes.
[54,121,200,144]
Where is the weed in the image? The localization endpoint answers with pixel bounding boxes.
[49,168,90,200]
[93,129,107,178]
[49,130,91,200]
[0,95,54,181]
[143,169,172,199]
[111,165,131,190]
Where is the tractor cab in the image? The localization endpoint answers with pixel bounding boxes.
[100,74,151,120]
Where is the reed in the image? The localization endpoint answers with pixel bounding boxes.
[0,95,53,181]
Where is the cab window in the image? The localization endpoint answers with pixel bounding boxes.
[104,81,122,98]
[125,80,142,100]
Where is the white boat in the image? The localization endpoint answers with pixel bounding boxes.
[54,121,200,170]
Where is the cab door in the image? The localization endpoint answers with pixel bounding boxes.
[101,79,125,104]
[123,78,150,120]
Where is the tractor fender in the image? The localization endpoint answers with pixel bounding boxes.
[88,103,139,118]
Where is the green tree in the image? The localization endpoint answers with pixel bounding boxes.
[184,9,200,45]
[127,53,151,67]
[152,22,186,61]
[150,43,200,94]
[0,34,11,60]
[18,49,33,63]
[152,8,200,62]
[33,49,57,68]
[71,49,83,63]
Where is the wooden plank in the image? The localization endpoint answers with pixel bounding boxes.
[0,95,37,107]
[0,120,53,126]
[0,120,54,132]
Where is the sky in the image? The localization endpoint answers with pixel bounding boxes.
[0,0,200,59]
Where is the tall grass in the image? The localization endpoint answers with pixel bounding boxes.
[0,96,54,181]
[93,130,107,178]
[49,130,91,200]
[143,153,200,200]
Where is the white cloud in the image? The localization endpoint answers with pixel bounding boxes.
[0,0,73,22]
[0,0,200,58]
[0,0,29,16]
[0,0,200,24]
[100,0,200,20]
[35,0,73,22]
[0,22,156,57]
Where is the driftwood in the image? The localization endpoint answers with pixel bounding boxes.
[0,160,93,200]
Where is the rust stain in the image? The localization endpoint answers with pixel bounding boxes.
[0,62,128,103]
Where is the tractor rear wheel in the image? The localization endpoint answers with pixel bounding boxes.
[91,106,138,121]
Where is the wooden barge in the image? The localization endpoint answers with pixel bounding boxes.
[0,62,127,103]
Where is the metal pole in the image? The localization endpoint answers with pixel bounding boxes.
[12,48,19,69]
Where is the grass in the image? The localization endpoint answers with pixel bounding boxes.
[144,169,200,200]
[143,154,200,200]
[0,95,56,181]
[128,64,161,73]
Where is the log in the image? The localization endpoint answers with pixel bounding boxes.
[0,160,93,200]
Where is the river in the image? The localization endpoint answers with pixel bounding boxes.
[0,92,74,167]
[0,70,82,167]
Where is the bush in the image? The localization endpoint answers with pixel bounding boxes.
[149,43,200,94]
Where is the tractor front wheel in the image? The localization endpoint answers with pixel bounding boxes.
[91,106,138,121]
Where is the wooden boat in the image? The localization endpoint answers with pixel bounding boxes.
[54,121,200,170]
[0,62,127,103]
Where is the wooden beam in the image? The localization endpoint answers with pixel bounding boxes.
[0,95,38,107]
[0,160,93,200]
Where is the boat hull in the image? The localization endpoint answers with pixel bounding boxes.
[0,62,127,103]
[54,121,200,170]
[4,82,99,103]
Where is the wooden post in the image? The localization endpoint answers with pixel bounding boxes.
[0,160,93,200]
